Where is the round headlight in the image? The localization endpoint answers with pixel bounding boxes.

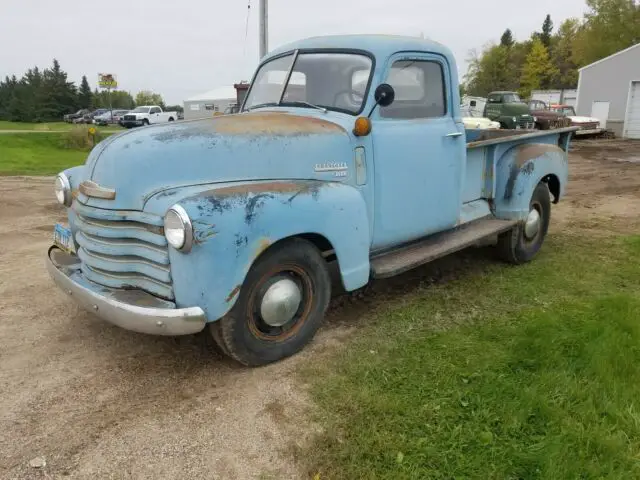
[512,116,517,123]
[55,173,71,206]
[164,205,193,252]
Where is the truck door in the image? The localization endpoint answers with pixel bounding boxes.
[370,53,464,250]
[150,106,161,123]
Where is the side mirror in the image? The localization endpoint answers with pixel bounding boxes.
[374,83,395,107]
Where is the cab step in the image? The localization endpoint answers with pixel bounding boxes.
[370,217,518,279]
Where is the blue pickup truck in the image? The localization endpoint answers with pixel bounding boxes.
[47,35,575,366]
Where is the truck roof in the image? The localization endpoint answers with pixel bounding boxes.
[265,34,453,64]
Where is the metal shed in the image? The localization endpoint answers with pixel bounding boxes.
[183,86,238,120]
[576,43,640,138]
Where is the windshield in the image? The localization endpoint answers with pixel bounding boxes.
[503,93,522,103]
[552,106,576,116]
[131,107,150,113]
[243,52,373,115]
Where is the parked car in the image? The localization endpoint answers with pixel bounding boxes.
[528,100,571,130]
[94,110,130,126]
[462,116,501,129]
[120,106,178,128]
[63,109,90,123]
[484,91,536,129]
[47,34,576,367]
[73,109,109,124]
[550,104,604,136]
[461,105,501,129]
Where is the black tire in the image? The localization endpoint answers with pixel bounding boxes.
[497,182,551,264]
[209,321,230,356]
[168,117,174,122]
[142,119,149,126]
[213,238,331,367]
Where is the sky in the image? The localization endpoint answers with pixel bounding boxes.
[0,0,589,105]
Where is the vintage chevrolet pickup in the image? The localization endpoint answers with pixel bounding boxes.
[47,35,576,366]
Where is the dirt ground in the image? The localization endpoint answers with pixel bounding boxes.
[1,139,639,479]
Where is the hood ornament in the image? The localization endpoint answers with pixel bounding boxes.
[79,180,116,200]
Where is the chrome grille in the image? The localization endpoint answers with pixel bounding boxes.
[518,116,535,129]
[123,115,137,121]
[72,202,173,300]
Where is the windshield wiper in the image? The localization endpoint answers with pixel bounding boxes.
[284,101,328,113]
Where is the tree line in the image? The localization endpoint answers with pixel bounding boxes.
[463,0,639,99]
[0,60,180,123]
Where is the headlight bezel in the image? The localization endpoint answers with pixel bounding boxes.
[164,204,193,252]
[55,173,72,206]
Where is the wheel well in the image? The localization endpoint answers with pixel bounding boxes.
[256,233,336,263]
[542,174,560,203]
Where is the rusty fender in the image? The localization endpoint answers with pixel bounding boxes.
[493,142,568,221]
[165,180,371,323]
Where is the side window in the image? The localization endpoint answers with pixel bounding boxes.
[379,60,446,119]
[150,107,161,114]
[488,94,502,104]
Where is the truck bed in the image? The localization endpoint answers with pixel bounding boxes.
[465,126,578,148]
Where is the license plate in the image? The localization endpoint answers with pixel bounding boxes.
[53,224,74,254]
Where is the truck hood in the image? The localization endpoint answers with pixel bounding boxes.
[505,103,531,116]
[77,111,353,211]
[462,117,500,129]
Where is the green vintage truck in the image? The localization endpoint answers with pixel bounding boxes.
[483,91,536,129]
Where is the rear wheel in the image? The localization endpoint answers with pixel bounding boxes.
[212,238,331,366]
[497,182,551,264]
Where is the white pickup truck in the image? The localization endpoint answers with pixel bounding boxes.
[120,106,178,128]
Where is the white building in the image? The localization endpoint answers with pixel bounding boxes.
[576,43,640,139]
[183,86,238,120]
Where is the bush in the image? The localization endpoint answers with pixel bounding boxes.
[61,126,104,150]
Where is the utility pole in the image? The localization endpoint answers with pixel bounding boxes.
[259,0,268,59]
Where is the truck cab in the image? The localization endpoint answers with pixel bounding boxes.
[484,91,536,129]
[47,35,574,366]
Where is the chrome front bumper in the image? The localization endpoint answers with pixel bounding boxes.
[46,247,207,336]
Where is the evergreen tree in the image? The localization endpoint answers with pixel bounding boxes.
[541,15,553,47]
[78,75,92,109]
[500,29,514,48]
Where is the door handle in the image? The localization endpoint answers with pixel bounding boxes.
[445,132,463,138]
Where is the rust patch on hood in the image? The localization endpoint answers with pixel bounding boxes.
[211,181,309,197]
[210,112,346,136]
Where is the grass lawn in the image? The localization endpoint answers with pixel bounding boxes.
[0,132,114,175]
[305,234,640,479]
[0,120,124,133]
[0,120,75,131]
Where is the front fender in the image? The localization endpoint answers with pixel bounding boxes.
[494,143,568,220]
[168,180,371,322]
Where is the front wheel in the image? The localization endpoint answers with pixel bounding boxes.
[497,182,551,264]
[142,119,149,126]
[212,238,331,366]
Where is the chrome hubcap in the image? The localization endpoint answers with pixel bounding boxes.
[260,278,302,327]
[524,208,541,240]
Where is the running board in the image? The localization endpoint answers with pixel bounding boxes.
[370,218,518,279]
